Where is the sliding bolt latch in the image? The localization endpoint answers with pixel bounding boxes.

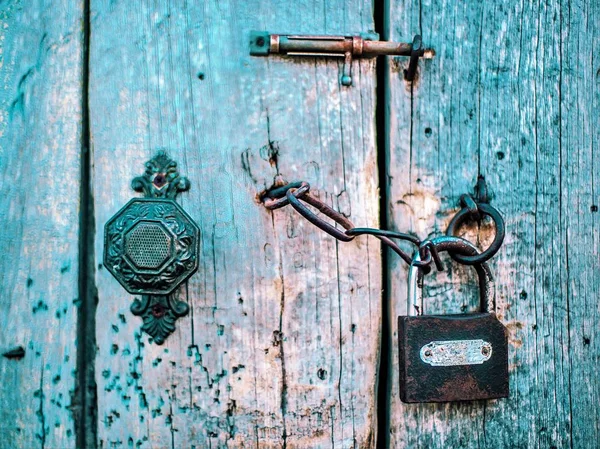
[250,31,434,86]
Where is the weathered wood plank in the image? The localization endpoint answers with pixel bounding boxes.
[0,1,84,448]
[89,1,380,447]
[560,0,600,446]
[387,0,599,447]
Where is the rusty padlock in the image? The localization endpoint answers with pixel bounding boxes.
[398,236,509,403]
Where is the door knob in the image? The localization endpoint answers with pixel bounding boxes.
[103,152,200,343]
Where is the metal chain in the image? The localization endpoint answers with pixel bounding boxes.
[261,179,505,271]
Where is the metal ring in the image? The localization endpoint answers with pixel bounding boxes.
[263,182,309,210]
[412,248,432,270]
[446,202,505,265]
[420,241,443,272]
[286,187,355,242]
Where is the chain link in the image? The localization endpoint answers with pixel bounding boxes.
[260,179,505,271]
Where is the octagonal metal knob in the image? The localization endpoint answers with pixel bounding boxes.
[103,152,200,344]
[104,199,200,295]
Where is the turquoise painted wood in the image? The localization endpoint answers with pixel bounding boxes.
[0,0,598,448]
[88,1,380,447]
[387,0,600,448]
[0,0,84,448]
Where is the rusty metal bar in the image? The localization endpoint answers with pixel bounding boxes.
[249,31,434,85]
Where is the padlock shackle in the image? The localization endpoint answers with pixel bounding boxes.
[408,236,496,316]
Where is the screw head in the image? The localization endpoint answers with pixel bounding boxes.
[151,304,166,318]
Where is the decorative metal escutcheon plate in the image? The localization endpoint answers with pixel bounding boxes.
[104,152,200,344]
[420,339,492,366]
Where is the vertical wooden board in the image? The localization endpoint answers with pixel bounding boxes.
[388,0,599,447]
[560,0,600,446]
[386,1,489,446]
[0,1,83,448]
[89,1,380,447]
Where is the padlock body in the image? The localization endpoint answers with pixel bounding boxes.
[398,313,508,403]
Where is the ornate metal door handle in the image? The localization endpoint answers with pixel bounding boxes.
[104,152,200,344]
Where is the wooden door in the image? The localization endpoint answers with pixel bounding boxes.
[0,0,598,448]
[89,1,380,448]
[387,1,599,447]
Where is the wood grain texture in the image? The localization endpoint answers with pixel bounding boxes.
[387,0,599,447]
[0,0,84,448]
[89,1,380,447]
